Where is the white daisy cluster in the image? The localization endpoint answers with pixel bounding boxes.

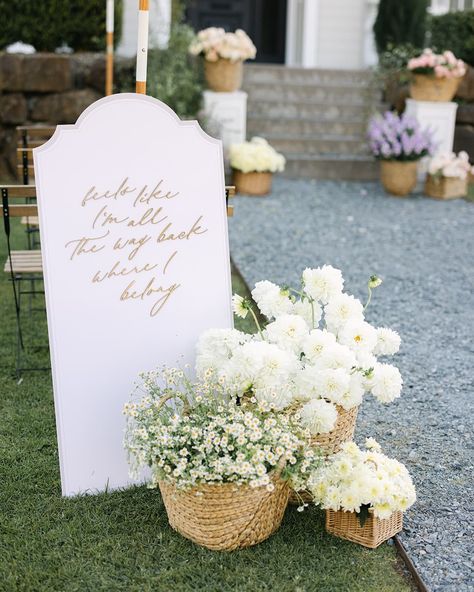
[308,439,416,519]
[124,368,319,492]
[188,27,256,63]
[197,266,402,436]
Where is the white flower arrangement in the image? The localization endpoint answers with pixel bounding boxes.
[188,27,256,63]
[196,267,403,437]
[308,439,416,521]
[427,151,473,180]
[124,367,319,492]
[229,137,286,174]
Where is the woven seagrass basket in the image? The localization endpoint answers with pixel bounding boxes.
[159,472,290,551]
[326,509,403,549]
[233,170,273,196]
[289,405,359,505]
[410,74,460,102]
[425,175,467,200]
[204,58,243,92]
[380,161,418,197]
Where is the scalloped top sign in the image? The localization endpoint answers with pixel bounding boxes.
[34,94,232,496]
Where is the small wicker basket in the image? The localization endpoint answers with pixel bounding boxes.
[233,170,273,196]
[410,74,460,102]
[289,405,358,505]
[425,175,467,200]
[159,471,290,551]
[204,58,243,92]
[380,160,418,197]
[326,509,403,549]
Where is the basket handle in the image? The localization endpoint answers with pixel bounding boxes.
[154,391,191,415]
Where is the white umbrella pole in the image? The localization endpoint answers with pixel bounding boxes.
[136,0,149,94]
[105,0,114,96]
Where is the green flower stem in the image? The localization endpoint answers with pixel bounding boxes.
[248,306,264,339]
[364,286,372,311]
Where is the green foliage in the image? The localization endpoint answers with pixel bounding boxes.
[430,10,474,66]
[0,223,414,591]
[377,43,422,84]
[373,0,429,55]
[147,24,203,119]
[0,0,123,52]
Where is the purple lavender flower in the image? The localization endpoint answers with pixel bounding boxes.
[367,111,436,161]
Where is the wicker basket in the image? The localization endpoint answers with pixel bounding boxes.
[289,405,359,505]
[380,160,418,197]
[159,473,290,551]
[410,74,460,102]
[425,175,467,200]
[233,170,273,196]
[326,509,403,549]
[204,58,243,92]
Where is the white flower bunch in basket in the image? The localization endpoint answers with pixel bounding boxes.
[229,137,286,174]
[196,266,402,437]
[428,151,473,180]
[308,438,416,522]
[189,27,256,63]
[124,367,319,492]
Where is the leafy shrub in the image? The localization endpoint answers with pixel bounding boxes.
[147,24,203,119]
[0,0,122,52]
[373,0,429,55]
[429,10,474,66]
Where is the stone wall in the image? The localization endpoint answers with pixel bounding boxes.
[0,52,134,180]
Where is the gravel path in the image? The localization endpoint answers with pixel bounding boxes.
[228,178,474,592]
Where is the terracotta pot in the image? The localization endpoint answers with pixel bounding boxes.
[380,161,418,197]
[204,58,243,92]
[232,170,273,196]
[410,74,460,102]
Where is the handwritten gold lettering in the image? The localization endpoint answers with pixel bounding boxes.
[157,215,208,243]
[120,277,181,317]
[65,231,110,260]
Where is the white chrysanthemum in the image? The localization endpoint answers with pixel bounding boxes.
[254,346,299,390]
[338,320,378,353]
[315,343,358,371]
[264,314,308,354]
[226,340,297,393]
[356,351,377,371]
[301,329,337,363]
[291,298,322,329]
[374,327,401,356]
[370,363,403,403]
[338,373,365,410]
[302,265,344,304]
[325,293,364,332]
[232,294,248,319]
[251,280,293,320]
[195,328,249,376]
[300,398,338,435]
[313,368,351,404]
[365,437,381,452]
[253,384,295,411]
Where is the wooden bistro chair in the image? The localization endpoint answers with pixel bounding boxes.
[1,184,47,378]
[16,126,56,249]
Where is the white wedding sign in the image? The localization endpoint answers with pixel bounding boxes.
[34,94,233,496]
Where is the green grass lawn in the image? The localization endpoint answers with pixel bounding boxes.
[0,221,415,591]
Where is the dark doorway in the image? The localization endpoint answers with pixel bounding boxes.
[185,0,287,64]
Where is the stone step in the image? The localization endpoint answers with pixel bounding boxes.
[254,134,369,156]
[244,82,381,104]
[248,100,372,120]
[283,154,379,181]
[243,64,374,86]
[247,116,368,136]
